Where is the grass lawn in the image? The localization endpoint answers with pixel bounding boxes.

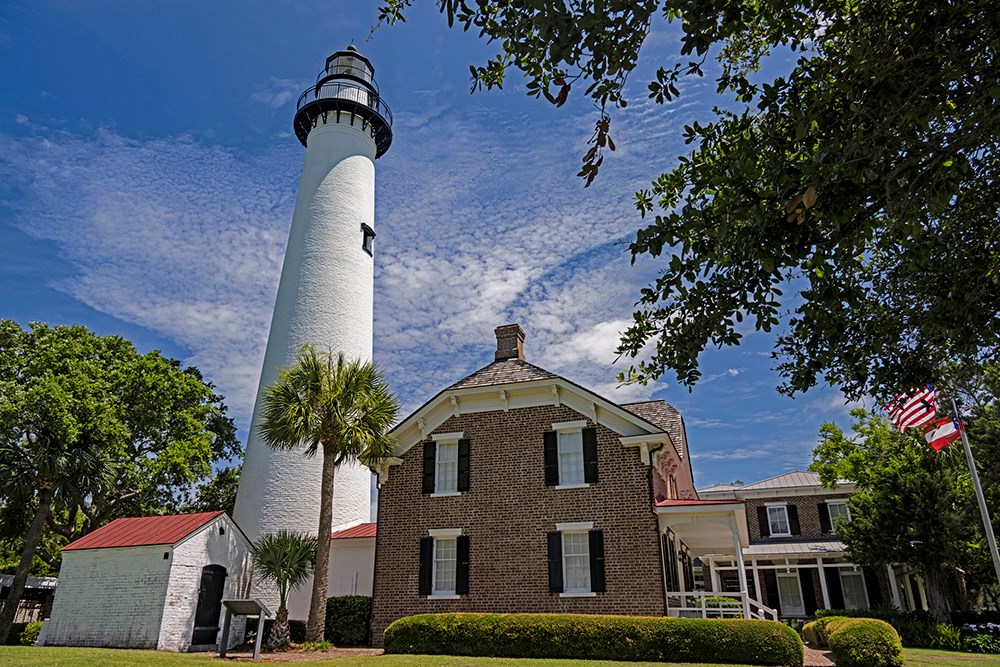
[3,646,999,666]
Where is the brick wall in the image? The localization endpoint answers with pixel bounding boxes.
[44,545,172,648]
[158,515,252,651]
[371,404,663,645]
[744,493,851,542]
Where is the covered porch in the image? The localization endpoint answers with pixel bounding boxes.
[657,499,778,621]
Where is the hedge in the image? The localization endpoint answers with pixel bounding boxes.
[384,613,804,666]
[815,608,960,649]
[19,621,42,646]
[325,595,371,645]
[825,618,904,667]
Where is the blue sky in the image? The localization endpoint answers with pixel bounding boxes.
[0,1,866,488]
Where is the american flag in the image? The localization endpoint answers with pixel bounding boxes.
[886,385,939,432]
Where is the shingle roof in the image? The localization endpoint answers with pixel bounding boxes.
[447,359,558,390]
[61,511,225,551]
[621,400,686,457]
[331,522,376,539]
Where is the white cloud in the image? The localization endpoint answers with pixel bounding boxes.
[250,78,312,109]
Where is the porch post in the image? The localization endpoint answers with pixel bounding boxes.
[887,564,902,609]
[817,558,831,609]
[731,515,750,619]
[710,558,721,592]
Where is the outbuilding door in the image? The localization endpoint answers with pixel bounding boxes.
[191,564,227,645]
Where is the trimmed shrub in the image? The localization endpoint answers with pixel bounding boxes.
[801,621,820,646]
[19,621,42,646]
[325,595,371,645]
[811,615,847,647]
[384,613,804,666]
[815,607,961,649]
[826,618,904,667]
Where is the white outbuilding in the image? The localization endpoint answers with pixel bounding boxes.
[42,511,252,652]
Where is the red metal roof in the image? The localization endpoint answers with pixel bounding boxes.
[656,499,743,507]
[62,511,226,551]
[330,522,376,539]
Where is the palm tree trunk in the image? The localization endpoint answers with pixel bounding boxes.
[267,605,290,650]
[0,485,53,644]
[306,447,336,643]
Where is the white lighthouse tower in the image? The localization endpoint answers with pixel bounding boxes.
[233,47,392,606]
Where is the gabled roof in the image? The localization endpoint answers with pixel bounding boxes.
[739,470,822,490]
[61,511,226,551]
[621,400,687,458]
[331,522,376,539]
[448,359,558,390]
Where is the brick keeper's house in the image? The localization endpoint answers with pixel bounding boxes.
[370,324,777,644]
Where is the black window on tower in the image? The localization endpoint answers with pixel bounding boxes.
[361,223,376,256]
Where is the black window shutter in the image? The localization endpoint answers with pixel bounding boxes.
[863,567,882,608]
[418,537,433,596]
[583,428,599,483]
[757,506,771,537]
[818,503,832,533]
[788,505,801,535]
[457,439,471,492]
[824,567,845,609]
[589,530,606,593]
[543,432,559,486]
[547,531,563,593]
[799,568,818,615]
[763,570,780,614]
[456,535,470,595]
[422,441,436,494]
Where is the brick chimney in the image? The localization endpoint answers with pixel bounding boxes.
[494,324,525,362]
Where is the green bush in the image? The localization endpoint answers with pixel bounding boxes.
[963,632,1000,654]
[811,616,847,647]
[801,621,820,646]
[325,595,371,645]
[826,618,904,667]
[19,621,42,646]
[384,613,804,666]
[815,607,960,649]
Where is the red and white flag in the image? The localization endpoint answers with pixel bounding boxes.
[886,385,939,432]
[923,417,965,451]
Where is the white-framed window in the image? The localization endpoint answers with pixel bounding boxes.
[432,537,458,596]
[776,572,805,616]
[767,505,791,537]
[435,440,459,494]
[827,501,851,527]
[840,570,869,610]
[558,430,585,486]
[562,531,592,593]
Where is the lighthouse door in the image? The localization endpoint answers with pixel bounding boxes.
[191,564,227,645]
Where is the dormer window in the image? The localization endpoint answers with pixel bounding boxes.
[361,224,375,256]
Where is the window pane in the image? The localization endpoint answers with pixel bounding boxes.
[840,571,868,610]
[433,538,457,594]
[768,506,789,535]
[777,574,804,614]
[436,442,458,492]
[562,532,592,593]
[828,503,851,524]
[558,431,584,485]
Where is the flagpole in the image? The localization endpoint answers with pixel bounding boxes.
[951,397,1000,588]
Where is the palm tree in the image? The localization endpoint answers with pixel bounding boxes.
[259,346,398,643]
[251,530,317,649]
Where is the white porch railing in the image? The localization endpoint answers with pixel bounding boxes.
[666,592,779,621]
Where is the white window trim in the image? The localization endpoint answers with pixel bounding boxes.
[765,503,792,537]
[776,571,806,616]
[554,426,586,489]
[432,436,461,496]
[428,528,463,537]
[826,500,852,522]
[429,532,460,597]
[432,432,465,441]
[556,521,594,531]
[559,592,597,598]
[839,568,870,610]
[552,420,588,430]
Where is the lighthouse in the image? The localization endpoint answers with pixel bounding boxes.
[233,46,392,600]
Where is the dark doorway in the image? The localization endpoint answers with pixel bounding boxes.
[191,564,227,645]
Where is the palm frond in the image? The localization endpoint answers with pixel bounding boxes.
[251,530,317,608]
